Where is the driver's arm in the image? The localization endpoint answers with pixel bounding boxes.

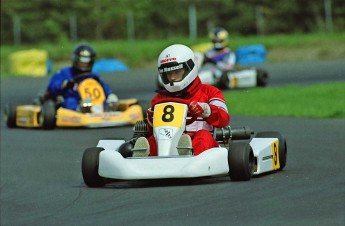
[47,70,70,95]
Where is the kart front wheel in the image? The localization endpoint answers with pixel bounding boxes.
[41,100,56,130]
[4,104,17,128]
[255,131,287,170]
[228,142,254,181]
[218,72,230,90]
[82,147,106,187]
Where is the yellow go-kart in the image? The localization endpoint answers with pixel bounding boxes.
[4,74,144,129]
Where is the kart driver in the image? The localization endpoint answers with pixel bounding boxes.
[46,43,118,112]
[203,27,236,77]
[133,44,230,156]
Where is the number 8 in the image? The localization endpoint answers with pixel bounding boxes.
[162,105,174,122]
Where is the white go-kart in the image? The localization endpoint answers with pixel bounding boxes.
[82,101,287,187]
[157,52,268,90]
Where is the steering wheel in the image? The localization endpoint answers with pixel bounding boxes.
[151,98,198,125]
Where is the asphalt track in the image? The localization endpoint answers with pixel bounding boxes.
[1,59,344,226]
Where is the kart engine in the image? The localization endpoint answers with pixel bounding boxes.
[118,120,151,158]
[213,125,254,147]
[133,120,151,138]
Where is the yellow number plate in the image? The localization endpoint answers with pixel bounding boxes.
[153,102,187,129]
[271,140,280,170]
[78,78,106,106]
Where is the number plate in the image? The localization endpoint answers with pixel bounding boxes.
[271,140,280,170]
[153,102,187,129]
[78,78,106,106]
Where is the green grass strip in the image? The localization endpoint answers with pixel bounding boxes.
[223,82,345,118]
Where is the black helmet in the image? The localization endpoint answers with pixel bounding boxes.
[72,44,96,72]
[209,27,229,50]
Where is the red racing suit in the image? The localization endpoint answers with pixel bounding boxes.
[146,76,230,155]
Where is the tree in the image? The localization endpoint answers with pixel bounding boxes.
[1,0,344,45]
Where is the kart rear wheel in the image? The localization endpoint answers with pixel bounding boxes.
[41,100,56,130]
[228,142,254,181]
[4,104,17,128]
[82,147,107,187]
[256,69,268,87]
[255,131,287,170]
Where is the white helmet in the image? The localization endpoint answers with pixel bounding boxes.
[157,44,198,93]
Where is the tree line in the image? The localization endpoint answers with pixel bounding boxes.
[1,0,344,45]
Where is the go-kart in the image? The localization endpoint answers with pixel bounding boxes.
[196,51,269,90]
[4,74,144,129]
[81,101,287,187]
[156,52,268,90]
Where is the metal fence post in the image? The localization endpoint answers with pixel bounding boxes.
[13,15,21,46]
[189,4,197,41]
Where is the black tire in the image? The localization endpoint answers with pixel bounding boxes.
[82,147,107,187]
[228,142,254,181]
[218,72,230,90]
[41,100,56,130]
[5,104,17,128]
[256,69,269,87]
[255,131,287,170]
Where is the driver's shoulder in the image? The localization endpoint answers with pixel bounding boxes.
[52,67,73,79]
[205,48,217,57]
[60,66,73,74]
[200,84,223,96]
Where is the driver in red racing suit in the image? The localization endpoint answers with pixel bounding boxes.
[133,44,230,156]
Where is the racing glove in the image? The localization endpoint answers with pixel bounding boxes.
[189,101,211,118]
[106,93,119,103]
[106,93,119,111]
[61,79,75,90]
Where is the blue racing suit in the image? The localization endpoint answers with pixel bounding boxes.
[47,67,112,110]
[202,47,237,79]
[204,47,236,70]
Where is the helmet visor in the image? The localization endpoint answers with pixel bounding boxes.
[158,59,194,85]
[79,56,92,63]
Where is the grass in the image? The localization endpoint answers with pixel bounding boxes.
[1,32,344,119]
[1,32,345,75]
[224,82,345,118]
